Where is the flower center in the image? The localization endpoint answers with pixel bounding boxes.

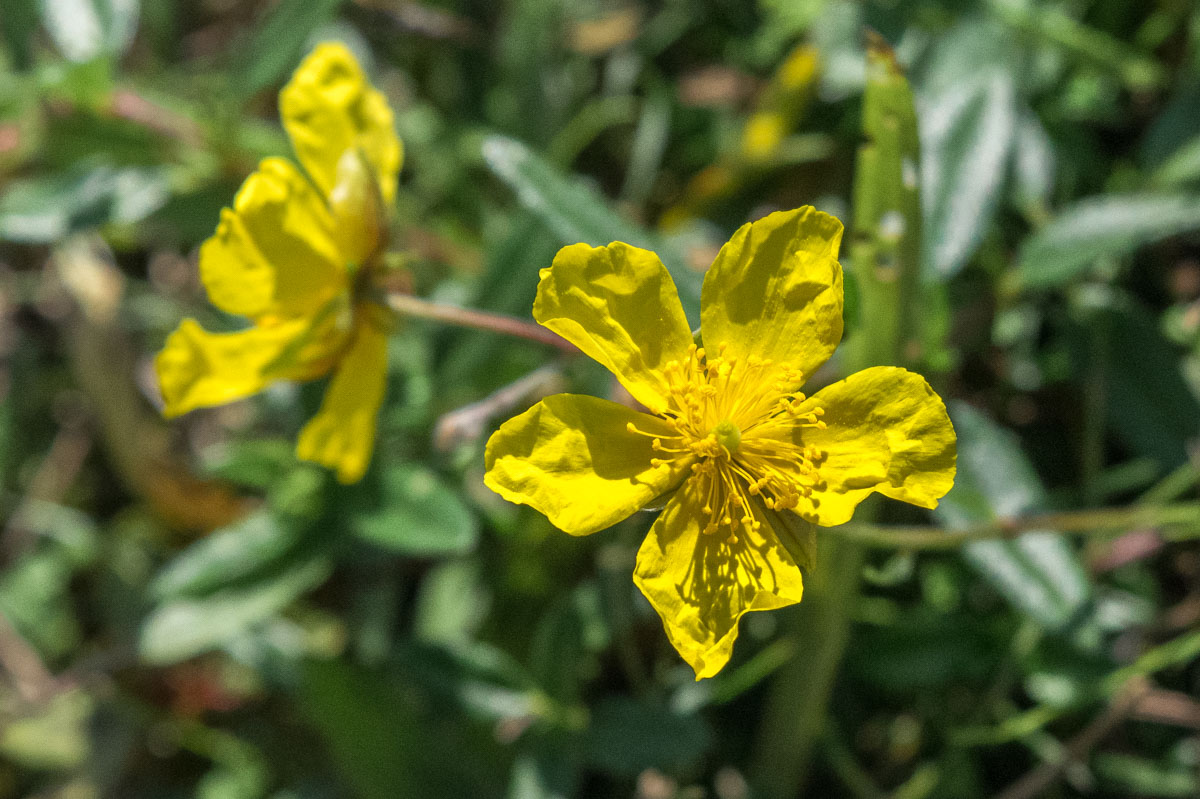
[627,342,829,542]
[712,419,741,452]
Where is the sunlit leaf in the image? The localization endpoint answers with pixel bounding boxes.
[352,465,479,556]
[139,554,331,665]
[149,511,307,600]
[1019,194,1200,287]
[918,20,1019,280]
[481,134,702,324]
[935,403,1092,631]
[231,0,345,99]
[40,0,139,63]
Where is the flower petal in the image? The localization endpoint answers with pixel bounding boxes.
[279,42,402,204]
[534,242,694,414]
[156,315,343,418]
[790,366,956,526]
[634,477,806,679]
[200,158,346,321]
[700,206,844,387]
[484,393,691,535]
[295,312,390,484]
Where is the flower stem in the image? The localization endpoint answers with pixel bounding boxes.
[750,532,866,797]
[384,292,578,355]
[824,502,1200,549]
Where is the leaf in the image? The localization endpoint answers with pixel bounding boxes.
[39,0,139,63]
[1011,110,1055,211]
[149,511,307,600]
[0,163,167,243]
[918,21,1019,280]
[1,0,41,67]
[0,535,94,660]
[1151,134,1200,188]
[1101,303,1200,467]
[582,697,711,778]
[392,640,544,723]
[298,658,498,799]
[1019,194,1200,288]
[481,134,702,324]
[935,402,1092,631]
[352,465,479,556]
[507,750,578,799]
[0,688,93,770]
[231,0,345,99]
[138,554,331,665]
[1092,753,1200,798]
[413,560,489,645]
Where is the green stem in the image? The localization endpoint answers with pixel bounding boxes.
[822,502,1200,549]
[750,532,867,798]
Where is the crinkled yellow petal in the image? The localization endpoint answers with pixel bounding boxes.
[484,393,692,535]
[279,42,402,205]
[156,315,344,418]
[199,158,346,321]
[700,206,844,389]
[786,366,957,526]
[295,312,390,484]
[533,243,694,414]
[634,477,806,679]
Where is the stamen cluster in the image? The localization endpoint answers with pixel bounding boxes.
[626,343,828,542]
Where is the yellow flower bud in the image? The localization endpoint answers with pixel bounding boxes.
[329,147,386,267]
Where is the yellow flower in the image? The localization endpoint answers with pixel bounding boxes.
[484,207,957,678]
[156,43,402,484]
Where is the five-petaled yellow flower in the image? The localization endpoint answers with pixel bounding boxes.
[484,207,957,678]
[156,43,402,483]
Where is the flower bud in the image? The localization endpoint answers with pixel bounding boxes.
[329,147,386,267]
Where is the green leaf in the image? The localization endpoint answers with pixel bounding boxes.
[0,163,167,242]
[1,0,41,67]
[507,750,578,799]
[1011,110,1055,211]
[393,640,544,723]
[0,688,93,770]
[918,20,1019,280]
[582,697,711,778]
[481,134,702,324]
[0,514,96,660]
[1151,134,1200,188]
[1092,753,1200,798]
[352,466,479,556]
[1019,194,1200,288]
[139,553,331,665]
[298,658,498,799]
[231,0,344,99]
[39,0,139,63]
[413,559,488,645]
[1100,303,1200,467]
[149,511,307,600]
[935,402,1092,631]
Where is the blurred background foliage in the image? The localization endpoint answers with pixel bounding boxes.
[2,0,1200,797]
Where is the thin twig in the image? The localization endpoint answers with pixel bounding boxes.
[992,678,1151,799]
[0,415,92,562]
[384,292,579,355]
[826,502,1200,549]
[0,610,58,704]
[433,364,564,451]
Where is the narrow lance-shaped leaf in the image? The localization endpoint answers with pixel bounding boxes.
[935,403,1092,632]
[481,135,702,325]
[1018,194,1200,288]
